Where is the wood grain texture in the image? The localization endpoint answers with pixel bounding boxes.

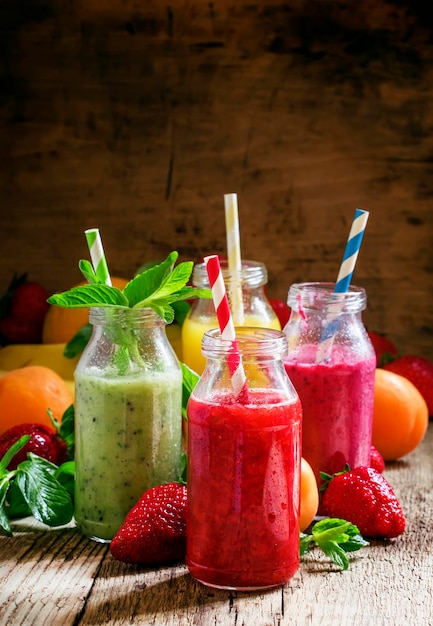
[0,0,432,356]
[1,425,433,625]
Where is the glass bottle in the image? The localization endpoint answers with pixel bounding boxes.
[186,327,302,590]
[283,283,375,504]
[182,259,280,375]
[74,307,182,542]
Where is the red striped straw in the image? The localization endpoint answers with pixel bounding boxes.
[204,254,249,401]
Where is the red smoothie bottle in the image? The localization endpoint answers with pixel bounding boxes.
[283,283,375,509]
[186,328,302,591]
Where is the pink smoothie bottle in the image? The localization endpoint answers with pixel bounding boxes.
[186,327,302,591]
[283,283,375,504]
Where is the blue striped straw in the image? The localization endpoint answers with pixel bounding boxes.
[85,228,112,286]
[334,209,369,293]
[316,208,369,362]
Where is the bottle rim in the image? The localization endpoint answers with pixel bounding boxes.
[201,327,287,358]
[192,259,268,288]
[89,307,165,326]
[287,282,367,313]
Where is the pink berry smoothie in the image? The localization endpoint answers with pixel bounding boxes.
[285,345,375,498]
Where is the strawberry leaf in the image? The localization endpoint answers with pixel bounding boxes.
[319,465,350,492]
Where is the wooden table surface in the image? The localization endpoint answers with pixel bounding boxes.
[1,424,433,626]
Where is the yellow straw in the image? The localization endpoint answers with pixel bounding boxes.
[224,193,244,325]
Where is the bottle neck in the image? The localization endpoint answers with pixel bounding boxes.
[287,282,367,315]
[202,327,288,361]
[89,307,165,329]
[192,259,268,289]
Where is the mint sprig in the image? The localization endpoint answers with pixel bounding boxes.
[0,435,74,536]
[48,251,211,324]
[301,518,369,570]
[48,251,210,375]
[14,455,73,528]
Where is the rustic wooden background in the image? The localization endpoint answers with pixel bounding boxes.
[1,0,432,358]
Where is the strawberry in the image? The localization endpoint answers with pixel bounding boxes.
[383,355,433,416]
[321,466,405,539]
[366,330,398,367]
[0,423,68,470]
[0,273,50,345]
[369,445,385,474]
[110,482,188,565]
[269,299,291,328]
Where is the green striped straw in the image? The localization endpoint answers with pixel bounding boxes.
[85,228,112,286]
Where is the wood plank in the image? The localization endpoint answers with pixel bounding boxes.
[0,520,108,625]
[0,425,432,623]
[0,0,432,358]
[80,426,433,625]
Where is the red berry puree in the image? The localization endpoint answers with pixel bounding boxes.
[186,389,302,590]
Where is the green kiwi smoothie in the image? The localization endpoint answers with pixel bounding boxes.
[74,368,182,542]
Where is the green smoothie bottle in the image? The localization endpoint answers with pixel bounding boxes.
[74,307,182,542]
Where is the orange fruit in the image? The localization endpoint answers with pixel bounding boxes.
[0,365,74,436]
[372,368,428,461]
[299,457,319,531]
[42,276,129,344]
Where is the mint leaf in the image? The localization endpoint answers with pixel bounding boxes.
[147,302,177,325]
[124,252,178,305]
[59,405,75,460]
[0,475,12,535]
[55,461,75,500]
[172,300,191,326]
[58,405,74,449]
[48,251,210,328]
[63,323,92,358]
[47,404,75,461]
[15,456,74,527]
[135,261,194,305]
[48,284,129,309]
[0,435,30,473]
[168,285,212,303]
[181,362,199,419]
[300,518,369,570]
[319,540,350,570]
[5,481,31,519]
[179,452,187,485]
[78,259,98,284]
[114,344,132,376]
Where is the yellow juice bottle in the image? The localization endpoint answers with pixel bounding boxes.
[181,260,281,375]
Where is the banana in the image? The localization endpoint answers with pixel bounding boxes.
[0,344,79,380]
[0,324,182,397]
